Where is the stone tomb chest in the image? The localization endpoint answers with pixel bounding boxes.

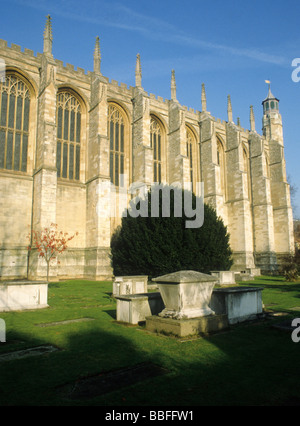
[115,292,164,325]
[152,270,217,319]
[113,276,148,296]
[210,286,264,324]
[145,270,228,337]
[210,271,236,286]
[0,281,48,312]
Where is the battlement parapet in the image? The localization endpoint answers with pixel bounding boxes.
[0,39,40,63]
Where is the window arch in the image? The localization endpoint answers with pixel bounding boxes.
[56,90,81,180]
[186,126,196,192]
[150,116,163,183]
[108,103,126,187]
[217,138,226,196]
[0,74,30,172]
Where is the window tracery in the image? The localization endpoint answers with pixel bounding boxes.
[0,74,30,172]
[56,91,81,180]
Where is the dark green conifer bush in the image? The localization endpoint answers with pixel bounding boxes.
[110,184,232,278]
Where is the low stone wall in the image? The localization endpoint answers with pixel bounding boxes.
[0,281,48,312]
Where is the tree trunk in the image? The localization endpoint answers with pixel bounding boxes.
[46,261,50,282]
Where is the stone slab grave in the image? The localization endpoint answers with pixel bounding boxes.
[0,281,48,312]
[0,345,59,362]
[59,362,168,400]
[112,276,148,296]
[145,270,229,337]
[35,318,95,327]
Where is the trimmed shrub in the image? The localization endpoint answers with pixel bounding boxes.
[110,184,233,279]
[279,248,300,282]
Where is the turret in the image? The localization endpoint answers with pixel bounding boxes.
[262,81,279,116]
[262,81,283,142]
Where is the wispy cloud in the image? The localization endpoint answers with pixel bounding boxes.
[12,0,288,66]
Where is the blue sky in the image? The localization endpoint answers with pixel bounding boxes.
[1,0,300,217]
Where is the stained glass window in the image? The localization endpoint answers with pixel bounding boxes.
[150,117,162,183]
[243,147,251,199]
[56,91,81,180]
[108,104,125,187]
[217,139,225,195]
[0,74,30,172]
[186,127,195,192]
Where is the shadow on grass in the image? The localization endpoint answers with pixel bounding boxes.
[0,326,163,406]
[1,313,300,407]
[103,309,116,320]
[2,274,300,407]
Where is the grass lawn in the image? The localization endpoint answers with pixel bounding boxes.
[0,276,300,406]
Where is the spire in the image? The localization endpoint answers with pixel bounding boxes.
[264,79,276,100]
[250,105,255,132]
[93,36,101,74]
[227,95,233,122]
[171,69,177,101]
[201,83,207,112]
[237,117,241,127]
[43,15,53,56]
[135,53,142,88]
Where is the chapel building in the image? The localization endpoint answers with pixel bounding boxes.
[0,16,295,281]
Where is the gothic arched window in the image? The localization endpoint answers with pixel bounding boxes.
[217,138,226,196]
[56,91,81,180]
[0,74,30,172]
[150,116,163,183]
[186,126,197,192]
[108,104,126,187]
